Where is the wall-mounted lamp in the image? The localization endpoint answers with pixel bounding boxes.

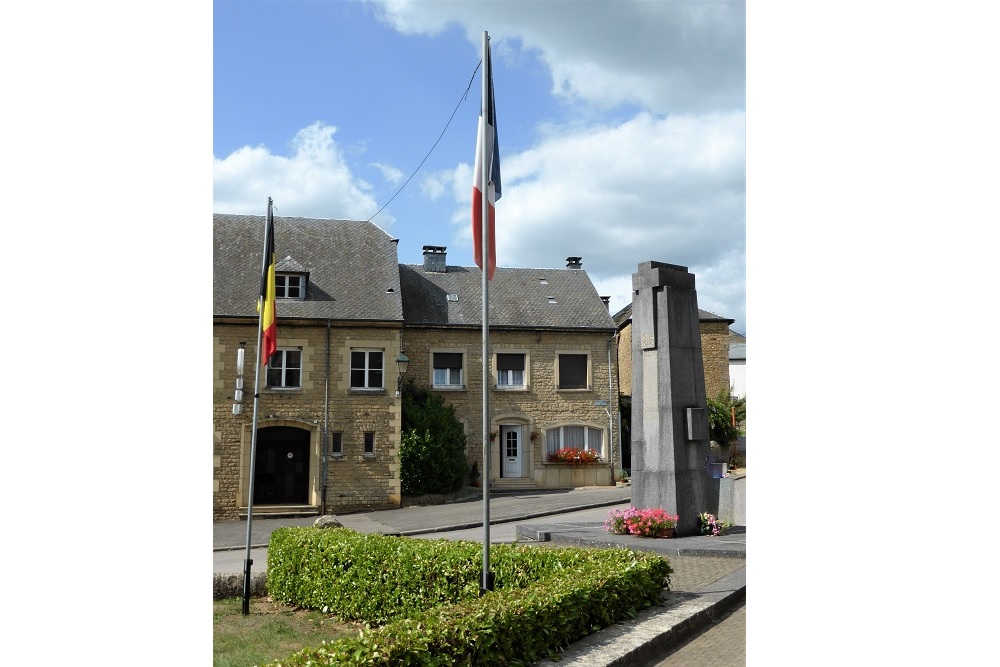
[233,341,247,415]
[395,350,410,398]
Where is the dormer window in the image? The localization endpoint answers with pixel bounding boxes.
[276,273,306,300]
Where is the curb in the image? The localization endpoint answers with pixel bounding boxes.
[554,568,746,666]
[213,497,630,551]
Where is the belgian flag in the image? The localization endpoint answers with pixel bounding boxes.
[257,199,277,365]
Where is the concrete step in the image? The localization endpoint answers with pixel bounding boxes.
[238,505,319,519]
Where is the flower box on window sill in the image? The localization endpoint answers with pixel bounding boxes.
[545,448,602,465]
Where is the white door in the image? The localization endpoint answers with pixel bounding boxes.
[501,426,522,477]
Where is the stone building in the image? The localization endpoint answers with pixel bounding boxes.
[214,215,618,521]
[214,213,737,521]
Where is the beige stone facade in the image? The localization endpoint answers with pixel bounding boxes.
[213,321,405,521]
[402,326,620,488]
[616,313,734,401]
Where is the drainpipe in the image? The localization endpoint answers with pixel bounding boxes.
[321,319,330,515]
[607,333,615,473]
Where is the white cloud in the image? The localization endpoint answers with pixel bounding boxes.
[367,0,744,114]
[214,122,393,226]
[370,161,404,185]
[444,111,745,327]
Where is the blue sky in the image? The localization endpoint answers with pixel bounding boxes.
[214,0,747,335]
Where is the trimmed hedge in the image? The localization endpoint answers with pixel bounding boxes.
[264,527,672,666]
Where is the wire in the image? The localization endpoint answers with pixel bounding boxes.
[366,60,482,223]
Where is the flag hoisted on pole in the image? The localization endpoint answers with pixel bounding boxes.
[472,32,501,281]
[243,197,277,615]
[475,30,499,595]
[258,203,278,364]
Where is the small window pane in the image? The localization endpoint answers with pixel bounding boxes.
[330,432,343,456]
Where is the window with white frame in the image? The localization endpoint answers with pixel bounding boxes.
[330,432,343,458]
[496,353,526,388]
[266,349,301,388]
[557,353,588,389]
[350,350,384,389]
[275,273,306,300]
[432,352,463,388]
[363,431,375,457]
[545,426,604,457]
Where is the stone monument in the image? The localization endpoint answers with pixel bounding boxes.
[630,261,719,536]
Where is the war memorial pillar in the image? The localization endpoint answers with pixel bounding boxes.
[630,261,719,536]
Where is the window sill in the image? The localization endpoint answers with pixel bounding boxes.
[349,388,386,395]
[495,385,528,391]
[432,385,466,391]
[266,386,302,392]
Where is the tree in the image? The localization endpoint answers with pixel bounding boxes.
[706,388,746,464]
[399,379,469,495]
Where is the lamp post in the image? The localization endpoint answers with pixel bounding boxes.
[395,351,410,398]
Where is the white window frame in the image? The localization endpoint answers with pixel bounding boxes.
[431,350,465,389]
[495,351,528,390]
[545,425,605,459]
[266,348,302,389]
[275,273,306,300]
[329,432,343,459]
[350,349,384,390]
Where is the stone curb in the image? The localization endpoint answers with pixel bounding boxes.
[553,568,746,666]
[213,497,630,552]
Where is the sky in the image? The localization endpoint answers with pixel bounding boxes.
[213,0,747,335]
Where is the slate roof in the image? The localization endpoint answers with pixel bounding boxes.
[213,214,403,322]
[399,264,615,331]
[612,303,735,329]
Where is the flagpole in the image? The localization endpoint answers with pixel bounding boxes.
[242,196,272,615]
[480,30,493,595]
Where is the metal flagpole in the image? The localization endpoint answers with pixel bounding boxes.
[242,197,271,615]
[480,30,494,595]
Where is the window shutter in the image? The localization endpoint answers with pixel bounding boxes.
[497,353,525,371]
[433,353,463,368]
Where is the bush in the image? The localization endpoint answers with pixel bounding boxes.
[265,526,672,666]
[399,380,468,495]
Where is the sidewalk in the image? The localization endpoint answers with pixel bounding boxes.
[213,484,745,666]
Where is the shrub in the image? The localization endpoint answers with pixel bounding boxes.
[264,526,672,666]
[399,380,468,494]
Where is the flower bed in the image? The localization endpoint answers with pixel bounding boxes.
[546,447,599,464]
[604,507,678,538]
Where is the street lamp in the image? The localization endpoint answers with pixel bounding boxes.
[395,351,410,398]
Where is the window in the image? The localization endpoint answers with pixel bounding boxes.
[266,349,301,388]
[497,353,525,388]
[557,354,588,389]
[363,431,375,457]
[330,432,343,458]
[433,352,463,388]
[545,426,604,458]
[351,350,384,389]
[276,274,305,299]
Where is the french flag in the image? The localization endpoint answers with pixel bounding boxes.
[472,40,501,280]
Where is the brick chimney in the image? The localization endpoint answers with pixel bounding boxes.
[566,256,582,269]
[600,296,610,310]
[423,245,447,273]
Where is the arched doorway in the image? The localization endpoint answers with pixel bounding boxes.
[254,426,310,504]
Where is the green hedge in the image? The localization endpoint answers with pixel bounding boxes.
[265,527,672,666]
